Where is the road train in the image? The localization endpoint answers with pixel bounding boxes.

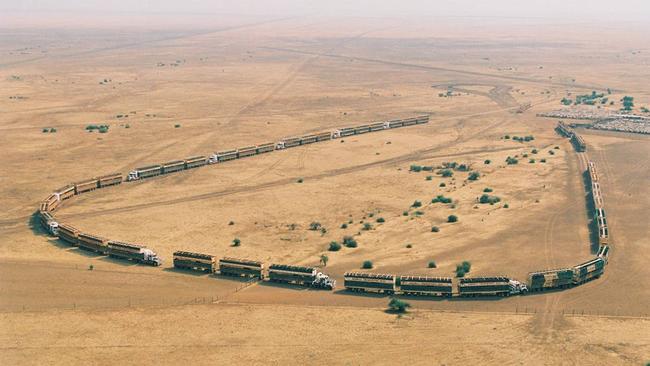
[31,115,612,300]
[556,121,586,152]
[172,251,336,290]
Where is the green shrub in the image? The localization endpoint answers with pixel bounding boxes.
[376,217,385,223]
[98,126,109,133]
[484,159,491,164]
[422,166,433,172]
[228,221,234,225]
[447,215,458,223]
[297,178,304,183]
[388,298,410,313]
[406,244,412,248]
[554,146,560,149]
[468,171,480,181]
[504,135,510,139]
[174,124,181,128]
[483,187,493,192]
[504,203,509,208]
[340,223,348,229]
[439,182,446,187]
[479,194,501,204]
[49,128,57,133]
[540,159,546,163]
[548,150,555,155]
[456,268,466,277]
[362,223,373,231]
[440,169,453,177]
[532,149,538,154]
[529,159,535,163]
[232,238,241,247]
[309,222,322,231]
[426,175,433,181]
[506,156,518,165]
[362,260,373,269]
[411,200,422,208]
[428,261,437,268]
[343,236,358,248]
[410,165,422,172]
[124,124,130,129]
[431,226,439,232]
[414,211,424,216]
[42,128,49,133]
[461,261,472,272]
[402,211,409,216]
[328,241,341,251]
[432,195,452,204]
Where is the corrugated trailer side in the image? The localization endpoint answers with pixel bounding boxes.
[173,251,216,272]
[339,127,355,137]
[98,173,123,187]
[216,150,238,162]
[300,135,318,145]
[398,276,452,297]
[237,146,257,158]
[282,137,301,148]
[415,115,430,124]
[77,232,109,254]
[572,258,605,284]
[458,277,511,297]
[137,165,163,179]
[316,132,332,141]
[256,143,275,154]
[344,272,395,294]
[388,119,404,128]
[45,193,60,211]
[74,178,99,194]
[369,122,385,131]
[219,257,264,279]
[57,223,79,245]
[528,268,574,291]
[162,160,185,174]
[56,185,75,201]
[268,264,316,285]
[354,125,370,134]
[184,156,207,169]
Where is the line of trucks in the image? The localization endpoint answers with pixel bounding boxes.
[556,121,586,152]
[32,115,610,300]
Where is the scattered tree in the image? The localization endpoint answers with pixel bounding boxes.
[228,221,234,225]
[406,244,412,248]
[431,226,439,232]
[362,260,373,269]
[483,187,493,192]
[426,175,433,181]
[440,169,453,177]
[504,203,509,208]
[232,238,241,247]
[174,124,181,128]
[343,236,358,248]
[320,254,329,267]
[447,215,458,223]
[388,298,411,313]
[428,261,437,268]
[362,223,373,231]
[376,217,385,223]
[297,178,304,183]
[402,211,409,216]
[309,222,322,231]
[468,171,480,181]
[340,223,348,229]
[411,200,422,208]
[439,182,446,187]
[328,241,342,251]
[484,159,491,165]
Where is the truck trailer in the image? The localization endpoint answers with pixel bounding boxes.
[173,251,217,273]
[219,257,264,279]
[98,173,123,188]
[572,257,605,284]
[344,272,395,294]
[256,143,275,154]
[162,160,185,174]
[398,276,452,297]
[77,232,109,254]
[74,178,99,194]
[39,210,59,235]
[528,268,574,291]
[55,185,75,201]
[57,223,80,245]
[184,156,207,169]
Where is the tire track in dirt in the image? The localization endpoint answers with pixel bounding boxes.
[261,47,623,92]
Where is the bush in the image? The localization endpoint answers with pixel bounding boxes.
[504,203,509,208]
[422,166,434,172]
[297,178,304,183]
[532,149,538,154]
[529,159,535,163]
[504,135,510,139]
[340,223,348,229]
[431,226,439,232]
[402,211,409,216]
[426,175,432,181]
[362,260,373,269]
[228,221,234,225]
[124,124,130,128]
[309,222,322,231]
[554,146,560,149]
[439,182,446,187]
[388,298,410,313]
[414,211,424,216]
[484,159,491,165]
[548,150,555,155]
[440,169,453,177]
[410,165,423,172]
[232,238,241,247]
[42,128,49,133]
[362,223,373,231]
[540,159,546,163]
[406,244,412,248]
[376,217,385,223]
[88,264,94,271]
[468,171,480,181]
[456,268,466,277]
[343,236,357,248]
[411,200,422,208]
[461,261,472,272]
[447,215,458,223]
[432,195,452,204]
[479,194,501,204]
[328,241,341,251]
[483,187,493,192]
[506,156,518,165]
[428,261,437,268]
[174,124,181,128]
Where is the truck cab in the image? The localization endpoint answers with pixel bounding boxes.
[127,170,139,181]
[208,154,219,164]
[49,221,59,235]
[508,280,528,295]
[312,272,336,290]
[142,249,162,266]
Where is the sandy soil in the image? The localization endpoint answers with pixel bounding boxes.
[1,15,649,365]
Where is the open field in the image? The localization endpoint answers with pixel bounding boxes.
[1,14,649,365]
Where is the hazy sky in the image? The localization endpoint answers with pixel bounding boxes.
[3,0,649,21]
